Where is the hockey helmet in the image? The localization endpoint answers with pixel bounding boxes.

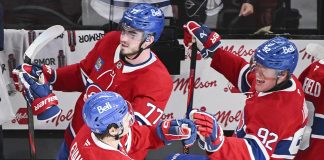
[253,37,298,74]
[120,3,165,42]
[82,91,133,134]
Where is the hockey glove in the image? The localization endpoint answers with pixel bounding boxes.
[183,21,221,59]
[20,72,61,121]
[157,119,197,147]
[12,63,57,89]
[166,153,209,160]
[189,110,224,152]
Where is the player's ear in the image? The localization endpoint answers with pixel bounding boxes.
[277,71,289,81]
[108,127,118,136]
[142,35,154,48]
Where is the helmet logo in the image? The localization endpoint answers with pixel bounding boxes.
[282,45,295,54]
[151,9,162,16]
[130,8,142,14]
[97,102,114,114]
[262,42,275,53]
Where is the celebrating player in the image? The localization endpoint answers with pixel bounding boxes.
[16,71,196,160]
[183,21,308,159]
[68,91,196,160]
[295,44,324,160]
[13,3,173,159]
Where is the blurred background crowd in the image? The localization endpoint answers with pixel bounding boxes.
[1,0,322,35]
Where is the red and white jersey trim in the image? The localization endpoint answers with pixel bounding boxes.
[90,132,132,159]
[245,134,270,160]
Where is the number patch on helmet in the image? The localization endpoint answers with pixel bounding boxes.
[262,42,275,53]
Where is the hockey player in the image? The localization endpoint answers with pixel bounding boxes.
[69,91,197,160]
[13,3,173,159]
[183,21,308,160]
[295,46,324,160]
[16,71,196,160]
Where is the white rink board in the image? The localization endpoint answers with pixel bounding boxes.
[1,29,323,130]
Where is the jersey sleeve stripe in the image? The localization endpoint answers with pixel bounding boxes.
[315,113,324,118]
[245,134,270,160]
[134,112,152,126]
[271,154,295,159]
[69,123,77,138]
[272,138,296,159]
[125,129,132,152]
[238,64,251,93]
[243,139,256,160]
[312,114,324,138]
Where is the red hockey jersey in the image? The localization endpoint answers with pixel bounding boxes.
[69,123,164,160]
[52,31,173,153]
[295,59,324,160]
[207,48,307,160]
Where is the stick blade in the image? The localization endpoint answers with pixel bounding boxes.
[24,25,65,63]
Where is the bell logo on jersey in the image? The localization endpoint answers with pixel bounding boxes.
[97,102,114,114]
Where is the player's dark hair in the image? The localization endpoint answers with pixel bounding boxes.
[94,123,120,140]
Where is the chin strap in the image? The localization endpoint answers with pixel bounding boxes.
[125,34,155,60]
[267,75,291,92]
[114,127,124,140]
[125,46,144,60]
[125,43,154,60]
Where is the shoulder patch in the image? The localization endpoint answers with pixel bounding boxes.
[95,57,104,71]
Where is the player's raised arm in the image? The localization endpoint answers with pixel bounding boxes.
[183,21,253,93]
[183,21,221,59]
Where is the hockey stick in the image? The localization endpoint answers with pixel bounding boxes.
[183,40,198,154]
[22,25,64,159]
[306,43,324,60]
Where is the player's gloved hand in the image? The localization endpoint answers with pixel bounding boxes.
[183,21,221,59]
[157,119,197,147]
[189,110,224,152]
[19,72,61,121]
[12,63,57,89]
[166,153,209,160]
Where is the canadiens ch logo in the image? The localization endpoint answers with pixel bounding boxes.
[95,57,104,71]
